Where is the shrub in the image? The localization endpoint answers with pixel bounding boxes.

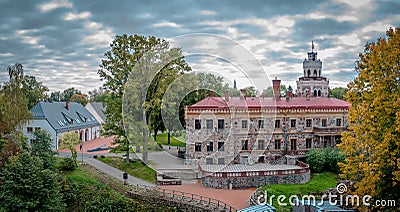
[306,148,345,173]
[324,148,344,173]
[306,149,326,173]
[59,157,76,172]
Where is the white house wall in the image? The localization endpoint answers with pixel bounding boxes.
[22,119,58,150]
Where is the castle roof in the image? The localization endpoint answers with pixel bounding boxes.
[188,96,350,110]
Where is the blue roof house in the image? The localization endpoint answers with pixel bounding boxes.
[22,101,101,150]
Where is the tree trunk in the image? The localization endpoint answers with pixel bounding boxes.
[168,130,171,145]
[126,138,130,164]
[142,110,148,163]
[153,129,157,142]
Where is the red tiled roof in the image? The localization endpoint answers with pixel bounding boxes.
[188,96,350,110]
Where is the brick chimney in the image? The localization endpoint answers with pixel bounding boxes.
[272,77,281,100]
[224,90,229,101]
[240,88,247,100]
[65,101,69,110]
[209,90,214,97]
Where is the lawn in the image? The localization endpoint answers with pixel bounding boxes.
[97,156,157,183]
[261,172,338,211]
[153,133,186,147]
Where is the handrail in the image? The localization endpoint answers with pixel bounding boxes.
[130,184,238,211]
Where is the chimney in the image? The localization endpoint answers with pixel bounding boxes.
[224,90,229,101]
[209,90,214,97]
[306,90,311,101]
[240,88,247,100]
[272,77,281,100]
[65,101,69,110]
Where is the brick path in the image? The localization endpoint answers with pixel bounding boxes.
[159,183,255,210]
[58,136,115,154]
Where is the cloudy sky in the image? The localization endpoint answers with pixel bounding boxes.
[0,0,398,93]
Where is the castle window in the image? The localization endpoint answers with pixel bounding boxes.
[314,69,317,76]
[218,119,224,130]
[258,140,264,150]
[274,140,281,150]
[336,118,342,127]
[242,120,248,128]
[218,158,225,165]
[306,139,312,149]
[195,142,202,152]
[218,142,224,151]
[206,142,214,152]
[275,119,281,128]
[290,119,296,128]
[306,119,312,128]
[195,119,201,130]
[258,120,264,129]
[206,119,213,129]
[241,140,248,150]
[290,139,297,151]
[206,158,213,164]
[27,127,33,133]
[307,69,310,77]
[322,119,327,127]
[314,90,317,97]
[258,156,265,163]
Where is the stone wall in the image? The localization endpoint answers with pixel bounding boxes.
[201,172,310,189]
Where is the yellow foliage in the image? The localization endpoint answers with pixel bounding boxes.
[338,27,400,209]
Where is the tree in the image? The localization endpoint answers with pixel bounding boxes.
[0,139,22,171]
[329,87,347,100]
[59,132,81,167]
[61,87,81,101]
[244,86,258,97]
[99,34,190,163]
[31,129,56,169]
[338,27,400,209]
[21,75,49,109]
[49,91,61,102]
[70,93,89,106]
[0,64,31,135]
[0,153,64,211]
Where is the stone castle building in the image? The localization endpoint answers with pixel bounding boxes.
[184,44,349,188]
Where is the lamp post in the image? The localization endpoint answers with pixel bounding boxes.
[80,143,83,163]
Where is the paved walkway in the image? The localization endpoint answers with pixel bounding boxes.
[159,183,255,210]
[58,136,114,155]
[57,152,155,187]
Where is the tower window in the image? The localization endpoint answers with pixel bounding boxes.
[314,90,317,97]
[307,70,310,77]
[318,90,321,96]
[314,70,317,77]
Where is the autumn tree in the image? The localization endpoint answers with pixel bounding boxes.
[338,27,400,209]
[59,132,81,167]
[70,93,89,105]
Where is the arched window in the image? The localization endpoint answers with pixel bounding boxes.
[319,70,321,77]
[314,70,317,77]
[314,90,317,97]
[307,69,310,77]
[318,90,321,96]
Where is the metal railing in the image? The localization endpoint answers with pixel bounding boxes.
[129,184,238,212]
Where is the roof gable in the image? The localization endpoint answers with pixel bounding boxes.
[30,101,100,132]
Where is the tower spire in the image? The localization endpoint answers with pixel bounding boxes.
[311,40,314,52]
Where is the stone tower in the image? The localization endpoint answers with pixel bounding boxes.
[296,41,329,97]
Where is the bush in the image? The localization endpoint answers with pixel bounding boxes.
[306,149,326,173]
[59,157,76,172]
[324,148,343,173]
[306,148,344,173]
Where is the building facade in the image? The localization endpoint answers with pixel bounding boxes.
[22,101,101,150]
[185,47,349,167]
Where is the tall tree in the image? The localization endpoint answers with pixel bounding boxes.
[59,132,81,167]
[99,34,190,163]
[70,93,89,105]
[61,87,81,101]
[338,27,400,210]
[21,75,49,109]
[329,87,347,100]
[0,64,31,135]
[49,91,61,102]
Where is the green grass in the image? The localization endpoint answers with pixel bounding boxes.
[97,156,157,183]
[153,133,186,147]
[262,172,338,211]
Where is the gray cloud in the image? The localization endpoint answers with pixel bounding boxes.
[0,0,398,93]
